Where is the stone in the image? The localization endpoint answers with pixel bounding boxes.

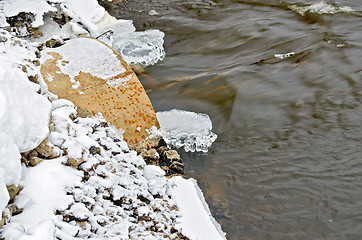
[29,156,43,167]
[140,149,159,165]
[40,37,160,150]
[160,149,182,166]
[169,161,184,174]
[6,185,23,201]
[35,138,54,158]
[67,157,84,168]
[45,38,63,48]
[0,212,6,229]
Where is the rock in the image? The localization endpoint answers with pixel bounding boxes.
[35,138,54,158]
[160,149,182,166]
[140,149,159,165]
[169,161,184,174]
[28,74,38,83]
[6,185,23,201]
[40,37,160,150]
[67,157,84,167]
[45,38,63,48]
[29,156,43,167]
[89,146,101,155]
[0,212,6,229]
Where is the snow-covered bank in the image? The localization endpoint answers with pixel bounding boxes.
[0,0,226,239]
[2,102,226,239]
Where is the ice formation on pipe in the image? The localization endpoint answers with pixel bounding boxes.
[156,109,217,153]
[61,0,165,66]
[112,29,166,67]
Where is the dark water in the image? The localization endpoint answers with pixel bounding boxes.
[102,0,362,239]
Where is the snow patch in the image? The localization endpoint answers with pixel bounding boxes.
[1,159,82,240]
[170,176,226,240]
[42,38,127,89]
[2,0,56,27]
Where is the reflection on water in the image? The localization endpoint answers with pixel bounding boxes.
[102,0,362,239]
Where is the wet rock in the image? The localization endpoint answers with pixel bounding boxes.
[6,185,23,201]
[140,148,159,165]
[29,156,43,167]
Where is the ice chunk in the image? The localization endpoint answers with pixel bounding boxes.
[156,109,217,153]
[112,29,166,66]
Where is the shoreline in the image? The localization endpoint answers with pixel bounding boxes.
[0,0,226,239]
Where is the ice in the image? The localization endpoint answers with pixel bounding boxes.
[61,0,165,66]
[156,109,217,153]
[112,29,165,66]
[288,1,354,16]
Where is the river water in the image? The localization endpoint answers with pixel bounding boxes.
[101,0,362,239]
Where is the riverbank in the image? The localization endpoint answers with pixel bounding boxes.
[0,0,225,239]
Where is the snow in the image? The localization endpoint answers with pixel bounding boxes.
[42,38,127,89]
[157,109,218,153]
[0,64,51,152]
[1,159,82,240]
[0,134,21,186]
[2,0,56,27]
[170,176,226,240]
[143,165,166,180]
[0,30,51,217]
